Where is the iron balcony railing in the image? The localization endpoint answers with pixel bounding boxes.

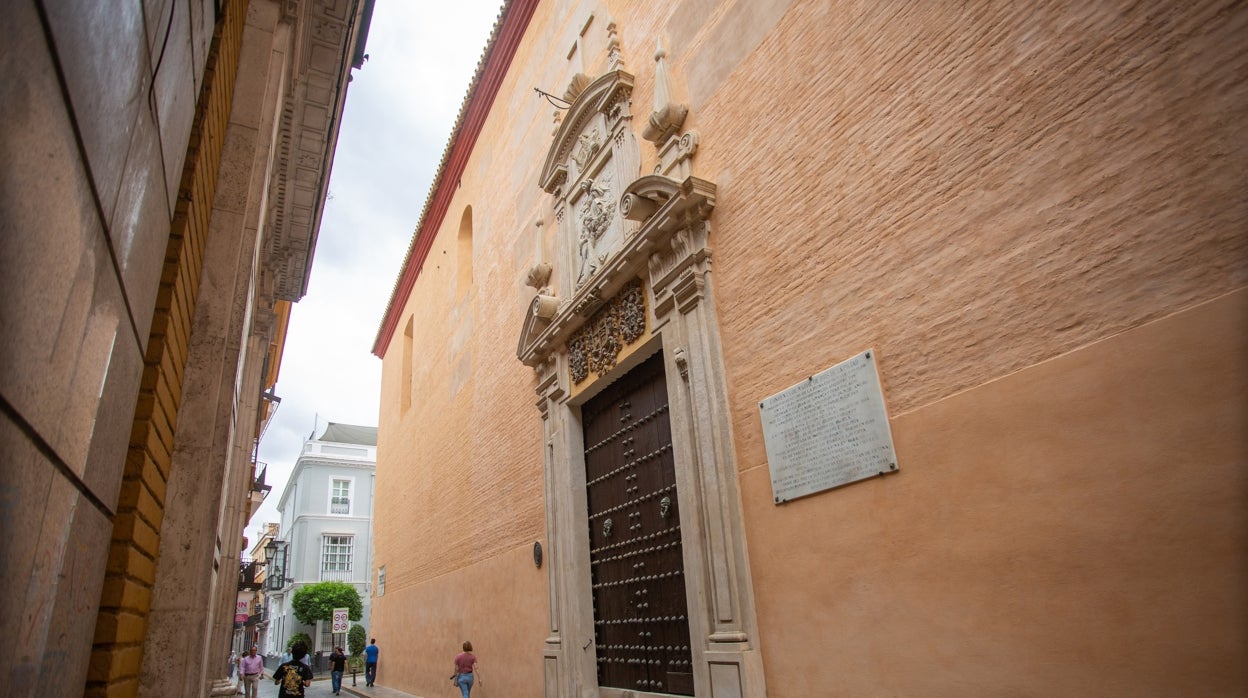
[239,560,263,591]
[319,568,354,582]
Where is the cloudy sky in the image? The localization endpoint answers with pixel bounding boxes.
[246,0,504,542]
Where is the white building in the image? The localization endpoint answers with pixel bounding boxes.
[266,423,377,657]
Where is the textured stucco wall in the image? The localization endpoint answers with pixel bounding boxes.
[370,546,546,696]
[375,0,1248,695]
[699,0,1246,419]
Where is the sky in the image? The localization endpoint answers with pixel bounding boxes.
[246,0,505,543]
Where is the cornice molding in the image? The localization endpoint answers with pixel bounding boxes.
[266,0,374,302]
[275,454,376,512]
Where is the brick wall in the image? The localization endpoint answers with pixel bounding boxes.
[373,0,1247,694]
[695,0,1247,421]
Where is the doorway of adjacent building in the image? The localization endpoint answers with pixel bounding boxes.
[581,351,694,695]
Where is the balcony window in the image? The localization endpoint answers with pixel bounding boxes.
[322,535,353,581]
[331,479,351,515]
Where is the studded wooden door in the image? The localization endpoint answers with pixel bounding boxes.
[582,352,694,695]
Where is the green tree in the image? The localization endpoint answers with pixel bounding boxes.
[291,581,363,626]
[348,623,367,656]
[287,631,313,652]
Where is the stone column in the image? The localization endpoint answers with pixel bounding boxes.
[537,356,598,697]
[649,220,767,697]
[135,0,293,670]
[138,175,260,696]
[205,328,269,691]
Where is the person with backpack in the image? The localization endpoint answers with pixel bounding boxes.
[273,641,314,697]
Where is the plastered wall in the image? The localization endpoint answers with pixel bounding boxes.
[742,291,1248,695]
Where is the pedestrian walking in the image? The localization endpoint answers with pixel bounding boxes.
[273,642,314,698]
[239,645,266,698]
[364,638,379,687]
[451,640,482,698]
[329,645,346,695]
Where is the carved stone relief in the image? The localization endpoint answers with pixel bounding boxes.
[567,280,645,384]
[571,127,601,174]
[575,175,617,283]
[539,70,639,295]
[522,28,766,698]
[526,261,553,291]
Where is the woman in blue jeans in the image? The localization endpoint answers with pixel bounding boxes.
[451,641,481,697]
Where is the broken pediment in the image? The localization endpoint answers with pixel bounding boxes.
[516,174,718,368]
[539,71,636,194]
[518,37,715,370]
[539,70,641,294]
[516,293,561,360]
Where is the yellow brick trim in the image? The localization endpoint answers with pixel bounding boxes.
[93,610,147,646]
[97,576,152,613]
[113,511,160,559]
[82,676,140,698]
[116,478,165,531]
[106,542,156,586]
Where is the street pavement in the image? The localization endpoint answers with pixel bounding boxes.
[243,670,371,698]
[234,666,426,698]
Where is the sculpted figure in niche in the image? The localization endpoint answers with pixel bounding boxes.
[572,127,601,174]
[576,177,616,284]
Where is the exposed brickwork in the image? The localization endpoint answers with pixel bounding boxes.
[695,0,1248,423]
[86,1,249,695]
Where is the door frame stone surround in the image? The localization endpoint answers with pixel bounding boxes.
[517,65,766,698]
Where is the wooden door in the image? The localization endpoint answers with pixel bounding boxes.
[582,352,693,695]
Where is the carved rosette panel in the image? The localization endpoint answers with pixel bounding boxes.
[567,280,646,384]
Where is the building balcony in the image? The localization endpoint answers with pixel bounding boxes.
[319,568,356,583]
[239,560,264,591]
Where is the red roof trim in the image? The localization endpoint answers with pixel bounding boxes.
[372,0,540,358]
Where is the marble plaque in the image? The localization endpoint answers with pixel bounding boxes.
[759,350,898,503]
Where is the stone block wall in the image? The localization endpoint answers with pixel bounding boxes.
[88,2,248,695]
[1,1,238,694]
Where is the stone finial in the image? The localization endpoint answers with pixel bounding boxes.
[607,19,624,71]
[642,40,687,144]
[526,262,553,289]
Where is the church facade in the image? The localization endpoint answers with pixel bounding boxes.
[371,1,1247,696]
